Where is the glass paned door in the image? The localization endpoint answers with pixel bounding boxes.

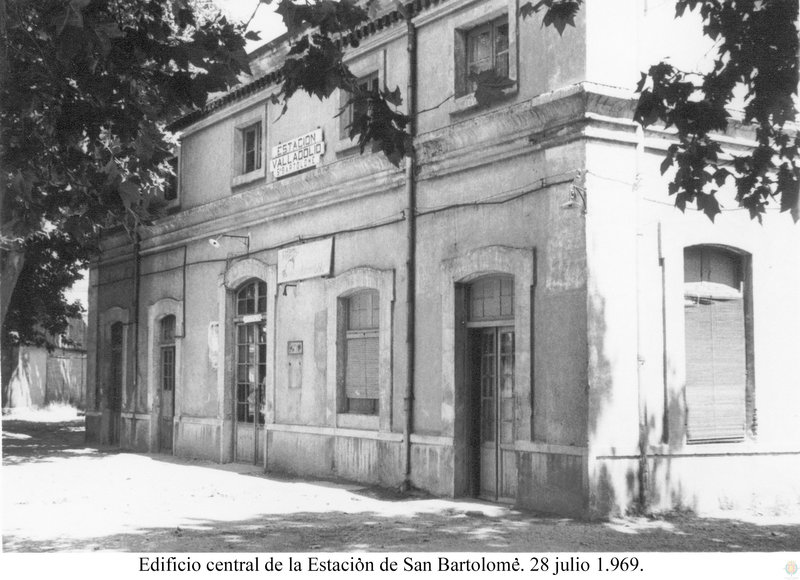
[234,320,267,463]
[474,326,515,501]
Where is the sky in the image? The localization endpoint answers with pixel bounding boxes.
[214,0,287,52]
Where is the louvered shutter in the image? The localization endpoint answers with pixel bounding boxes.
[345,334,379,399]
[685,298,746,442]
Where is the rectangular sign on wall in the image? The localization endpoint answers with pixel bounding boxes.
[278,237,333,284]
[270,128,325,178]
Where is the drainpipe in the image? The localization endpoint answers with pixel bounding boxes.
[634,127,650,512]
[180,245,187,338]
[131,231,142,448]
[634,4,650,513]
[402,9,417,492]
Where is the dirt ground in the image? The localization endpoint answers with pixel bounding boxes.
[2,408,799,553]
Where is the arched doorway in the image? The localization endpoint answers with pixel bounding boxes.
[465,275,515,501]
[158,315,176,452]
[108,321,124,445]
[233,279,268,463]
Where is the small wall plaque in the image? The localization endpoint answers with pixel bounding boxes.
[288,340,303,355]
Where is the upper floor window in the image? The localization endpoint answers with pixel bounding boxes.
[164,157,178,202]
[241,122,262,174]
[466,16,509,91]
[232,110,266,187]
[340,72,380,140]
[453,6,518,110]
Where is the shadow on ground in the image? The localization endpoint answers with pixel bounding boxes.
[2,417,117,465]
[3,417,799,553]
[5,506,799,553]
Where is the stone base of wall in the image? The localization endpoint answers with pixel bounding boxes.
[516,449,588,518]
[592,451,800,517]
[175,418,223,461]
[266,428,405,488]
[85,412,102,445]
[409,441,454,496]
[120,414,150,452]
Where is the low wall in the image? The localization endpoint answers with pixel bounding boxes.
[266,426,405,488]
[120,414,150,452]
[175,417,223,461]
[516,446,588,517]
[591,449,800,517]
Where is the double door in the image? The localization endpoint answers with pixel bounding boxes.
[234,320,267,463]
[470,326,516,501]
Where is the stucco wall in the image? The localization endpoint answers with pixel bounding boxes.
[584,120,800,516]
[87,0,799,517]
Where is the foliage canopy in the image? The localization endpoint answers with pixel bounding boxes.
[2,0,798,347]
[1,0,253,345]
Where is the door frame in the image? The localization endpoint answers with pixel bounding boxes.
[232,312,267,464]
[147,298,183,454]
[440,245,535,499]
[99,306,129,447]
[467,321,515,501]
[218,259,277,465]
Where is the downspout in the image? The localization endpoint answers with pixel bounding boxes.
[402,9,417,492]
[180,245,187,338]
[658,223,668,445]
[634,127,649,512]
[175,244,187,454]
[635,4,650,513]
[131,231,142,448]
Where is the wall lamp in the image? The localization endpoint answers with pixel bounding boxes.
[208,233,250,253]
[560,171,587,214]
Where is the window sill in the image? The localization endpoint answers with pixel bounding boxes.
[232,166,266,188]
[450,82,518,116]
[335,138,380,157]
[337,412,379,431]
[334,138,361,156]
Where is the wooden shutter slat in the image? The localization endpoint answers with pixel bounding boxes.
[345,335,379,399]
[684,298,746,443]
[364,336,379,398]
[345,337,366,398]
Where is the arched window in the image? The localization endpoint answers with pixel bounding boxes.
[234,280,267,426]
[236,280,267,316]
[343,289,380,415]
[684,245,751,443]
[468,275,514,321]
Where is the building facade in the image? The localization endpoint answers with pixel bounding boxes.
[86,0,800,518]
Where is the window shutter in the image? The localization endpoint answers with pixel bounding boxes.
[685,298,746,442]
[345,335,379,399]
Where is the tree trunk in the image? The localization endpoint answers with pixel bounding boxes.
[0,0,21,330]
[0,247,24,330]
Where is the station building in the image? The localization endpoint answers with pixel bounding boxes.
[86,0,800,517]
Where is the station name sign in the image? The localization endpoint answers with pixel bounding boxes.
[270,128,325,178]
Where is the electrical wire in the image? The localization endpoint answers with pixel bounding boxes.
[586,169,782,212]
[91,169,580,288]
